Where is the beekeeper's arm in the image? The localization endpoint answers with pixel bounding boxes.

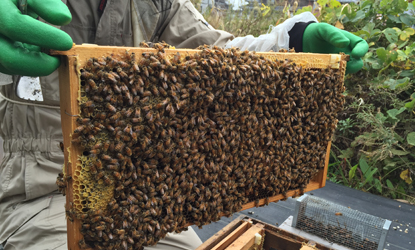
[158,1,367,74]
[224,12,368,74]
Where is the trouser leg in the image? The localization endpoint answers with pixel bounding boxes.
[3,194,67,250]
[3,192,202,250]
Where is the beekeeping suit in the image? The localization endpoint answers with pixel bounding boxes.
[0,0,318,249]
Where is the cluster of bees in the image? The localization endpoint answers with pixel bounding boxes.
[58,42,345,250]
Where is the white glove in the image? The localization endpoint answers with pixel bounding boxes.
[225,12,318,52]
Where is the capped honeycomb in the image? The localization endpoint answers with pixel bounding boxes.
[57,43,347,250]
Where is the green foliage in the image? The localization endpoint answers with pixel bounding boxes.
[191,0,284,38]
[302,0,415,201]
[337,118,356,136]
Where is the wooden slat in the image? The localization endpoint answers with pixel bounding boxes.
[263,229,303,250]
[225,223,265,250]
[300,245,317,250]
[51,44,344,70]
[196,215,248,250]
[210,221,251,250]
[59,55,83,250]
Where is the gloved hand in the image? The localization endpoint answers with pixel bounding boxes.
[303,23,368,74]
[0,0,73,76]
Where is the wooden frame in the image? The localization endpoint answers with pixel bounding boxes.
[54,45,346,250]
[197,216,334,250]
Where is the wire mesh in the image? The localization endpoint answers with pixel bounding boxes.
[294,195,389,250]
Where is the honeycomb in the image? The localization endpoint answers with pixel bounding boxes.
[57,43,346,250]
[72,155,115,212]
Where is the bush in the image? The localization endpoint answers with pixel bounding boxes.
[313,0,415,202]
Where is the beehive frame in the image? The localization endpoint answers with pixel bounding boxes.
[54,45,346,250]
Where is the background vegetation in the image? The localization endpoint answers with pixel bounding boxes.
[192,0,415,203]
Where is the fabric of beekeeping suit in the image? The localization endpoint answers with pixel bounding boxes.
[225,12,318,52]
[0,0,312,249]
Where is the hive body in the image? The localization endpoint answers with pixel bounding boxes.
[54,44,347,250]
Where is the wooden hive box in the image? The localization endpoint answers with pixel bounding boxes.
[53,44,347,250]
[197,215,334,250]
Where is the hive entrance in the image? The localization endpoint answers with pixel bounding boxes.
[55,44,347,250]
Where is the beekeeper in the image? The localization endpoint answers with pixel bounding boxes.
[0,0,368,249]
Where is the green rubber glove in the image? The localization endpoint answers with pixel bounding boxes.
[303,23,368,74]
[0,0,73,76]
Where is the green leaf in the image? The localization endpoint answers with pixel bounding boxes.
[387,43,398,51]
[389,50,398,62]
[400,13,415,27]
[397,50,408,61]
[387,107,406,119]
[386,179,396,199]
[390,148,409,156]
[400,70,414,77]
[295,6,313,15]
[375,112,387,123]
[354,30,370,39]
[388,14,402,23]
[405,99,415,109]
[338,148,354,159]
[388,15,402,23]
[362,23,375,33]
[365,168,378,183]
[350,9,366,22]
[398,40,410,49]
[394,132,404,143]
[365,57,383,69]
[317,0,328,7]
[379,0,392,9]
[376,48,388,62]
[361,23,382,38]
[374,178,382,193]
[383,28,399,44]
[383,77,410,90]
[349,164,358,183]
[407,132,415,146]
[359,157,370,175]
[328,0,341,8]
[386,179,394,189]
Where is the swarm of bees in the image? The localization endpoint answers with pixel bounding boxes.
[59,42,346,250]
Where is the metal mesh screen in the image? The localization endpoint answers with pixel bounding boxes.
[293,195,390,250]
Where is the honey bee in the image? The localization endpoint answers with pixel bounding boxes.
[106,103,117,113]
[114,229,125,235]
[95,171,105,180]
[89,149,100,155]
[74,125,85,134]
[113,171,122,180]
[103,175,112,185]
[110,112,121,122]
[124,147,132,156]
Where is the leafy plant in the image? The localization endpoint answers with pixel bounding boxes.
[294,0,415,201]
[338,118,356,136]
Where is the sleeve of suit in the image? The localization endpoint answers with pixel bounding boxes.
[158,0,318,52]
